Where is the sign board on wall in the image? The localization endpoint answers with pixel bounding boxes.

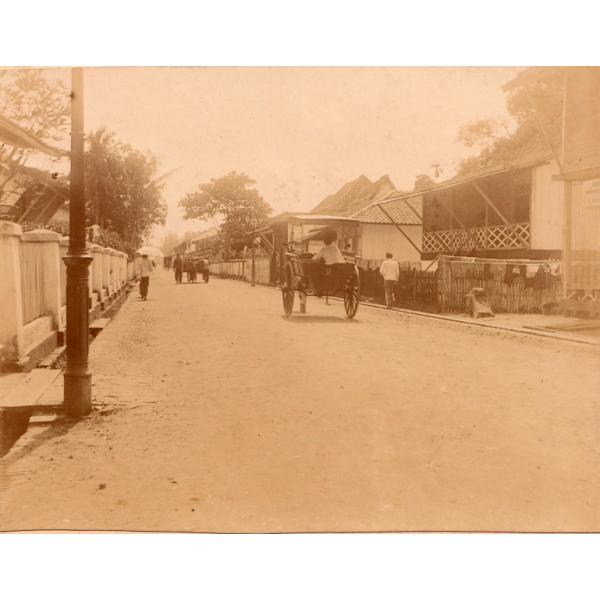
[563,68,600,178]
[581,179,600,208]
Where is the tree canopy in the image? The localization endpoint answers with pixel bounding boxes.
[455,67,564,176]
[413,174,435,191]
[85,127,168,253]
[0,69,69,191]
[180,171,272,242]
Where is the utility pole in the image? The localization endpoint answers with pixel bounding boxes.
[63,67,93,417]
[251,213,256,287]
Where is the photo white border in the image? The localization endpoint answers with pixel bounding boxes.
[2,1,599,598]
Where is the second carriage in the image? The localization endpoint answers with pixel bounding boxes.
[183,257,210,283]
[279,215,360,319]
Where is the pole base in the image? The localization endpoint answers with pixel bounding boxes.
[63,370,92,417]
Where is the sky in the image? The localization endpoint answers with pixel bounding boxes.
[44,67,521,242]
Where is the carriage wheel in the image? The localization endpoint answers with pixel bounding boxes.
[282,265,295,317]
[343,267,360,319]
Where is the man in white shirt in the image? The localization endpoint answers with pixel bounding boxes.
[379,252,399,308]
[138,253,154,300]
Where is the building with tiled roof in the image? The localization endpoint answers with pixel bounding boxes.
[353,192,421,225]
[349,190,424,267]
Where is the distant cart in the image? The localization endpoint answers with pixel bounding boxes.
[279,215,360,319]
[183,257,210,283]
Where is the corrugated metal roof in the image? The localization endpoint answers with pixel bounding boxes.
[368,152,553,216]
[353,194,422,225]
[268,212,360,226]
[0,114,68,158]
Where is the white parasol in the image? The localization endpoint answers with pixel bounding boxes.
[136,246,164,257]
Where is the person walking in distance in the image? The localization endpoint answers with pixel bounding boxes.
[173,252,183,284]
[379,252,399,308]
[138,253,153,300]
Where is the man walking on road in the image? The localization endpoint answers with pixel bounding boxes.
[138,253,153,300]
[173,253,183,284]
[379,252,399,308]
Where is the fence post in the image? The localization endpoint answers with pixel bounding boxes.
[437,256,446,312]
[86,242,96,308]
[59,236,70,330]
[116,252,122,287]
[22,229,62,332]
[90,244,103,301]
[0,221,26,368]
[101,247,111,298]
[121,252,127,286]
[109,248,118,294]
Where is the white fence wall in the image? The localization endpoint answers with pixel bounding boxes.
[0,221,133,370]
[244,257,271,285]
[209,257,272,285]
[19,236,46,324]
[209,259,246,279]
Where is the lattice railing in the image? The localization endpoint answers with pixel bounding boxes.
[423,222,530,253]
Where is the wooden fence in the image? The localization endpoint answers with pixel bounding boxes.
[358,267,438,311]
[437,256,562,313]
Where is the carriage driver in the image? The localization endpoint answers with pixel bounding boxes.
[312,229,346,265]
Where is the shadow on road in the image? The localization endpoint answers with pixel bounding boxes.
[283,315,359,324]
[0,416,82,505]
[1,417,80,466]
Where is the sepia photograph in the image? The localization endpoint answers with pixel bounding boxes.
[2,0,600,595]
[0,64,598,537]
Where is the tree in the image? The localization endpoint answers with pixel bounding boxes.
[413,174,435,191]
[85,128,168,253]
[430,163,444,179]
[86,128,119,225]
[180,171,272,258]
[455,67,565,176]
[160,232,181,256]
[0,69,69,191]
[458,119,511,149]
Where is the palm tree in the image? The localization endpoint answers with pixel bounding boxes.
[430,163,443,179]
[86,128,118,226]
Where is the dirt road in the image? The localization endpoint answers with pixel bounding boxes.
[1,271,599,532]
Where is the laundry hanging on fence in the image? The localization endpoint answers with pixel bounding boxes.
[503,264,524,285]
[526,264,539,277]
[492,263,506,277]
[549,262,561,276]
[480,262,505,280]
[524,264,538,288]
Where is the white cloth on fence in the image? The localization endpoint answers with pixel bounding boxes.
[526,264,538,277]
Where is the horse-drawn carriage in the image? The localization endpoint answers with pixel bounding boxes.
[183,257,210,283]
[279,215,360,319]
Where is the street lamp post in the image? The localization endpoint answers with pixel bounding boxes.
[63,67,93,417]
[251,215,256,287]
